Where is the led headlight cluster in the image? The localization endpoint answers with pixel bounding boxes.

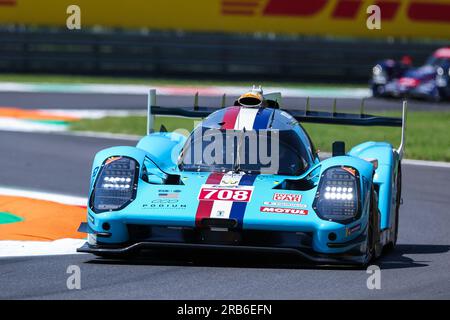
[90,156,139,213]
[102,176,132,189]
[313,166,360,223]
[324,186,353,200]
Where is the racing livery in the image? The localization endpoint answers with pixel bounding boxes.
[78,87,406,266]
[371,47,450,101]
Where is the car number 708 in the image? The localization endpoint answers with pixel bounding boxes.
[198,186,253,202]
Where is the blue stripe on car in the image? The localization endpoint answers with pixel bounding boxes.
[252,108,272,130]
[229,174,258,228]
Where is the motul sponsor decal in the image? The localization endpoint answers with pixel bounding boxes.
[260,206,308,215]
[272,193,301,202]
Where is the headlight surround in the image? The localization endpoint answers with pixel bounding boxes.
[436,67,449,87]
[372,65,387,84]
[90,156,139,213]
[373,65,382,75]
[313,166,361,224]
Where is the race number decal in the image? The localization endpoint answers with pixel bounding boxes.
[198,185,253,202]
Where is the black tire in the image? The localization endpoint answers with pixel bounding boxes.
[371,187,383,259]
[386,164,402,251]
[428,88,443,102]
[394,164,402,244]
[361,187,382,266]
[372,85,383,98]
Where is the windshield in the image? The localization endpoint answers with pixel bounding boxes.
[178,127,310,176]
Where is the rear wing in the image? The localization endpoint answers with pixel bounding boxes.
[146,89,407,159]
[289,98,407,159]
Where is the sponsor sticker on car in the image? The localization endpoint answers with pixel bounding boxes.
[263,201,307,208]
[260,206,308,215]
[198,185,254,202]
[143,202,187,210]
[272,193,302,202]
[158,193,179,199]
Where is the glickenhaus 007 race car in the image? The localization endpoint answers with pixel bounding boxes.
[78,87,406,266]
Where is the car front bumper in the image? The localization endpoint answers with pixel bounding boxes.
[77,223,369,265]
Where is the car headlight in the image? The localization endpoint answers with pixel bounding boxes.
[437,67,444,76]
[90,156,139,213]
[373,65,382,75]
[313,166,360,223]
[372,65,387,84]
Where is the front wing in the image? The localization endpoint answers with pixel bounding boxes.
[77,223,370,265]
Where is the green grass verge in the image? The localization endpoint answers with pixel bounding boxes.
[0,73,363,89]
[70,112,450,162]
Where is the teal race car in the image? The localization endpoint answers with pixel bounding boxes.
[78,87,406,266]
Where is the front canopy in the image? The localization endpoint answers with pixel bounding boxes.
[178,126,310,176]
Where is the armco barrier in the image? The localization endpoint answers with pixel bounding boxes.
[0,29,447,82]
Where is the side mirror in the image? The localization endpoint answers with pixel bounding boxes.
[332,141,345,157]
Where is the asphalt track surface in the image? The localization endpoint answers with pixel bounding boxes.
[0,92,449,299]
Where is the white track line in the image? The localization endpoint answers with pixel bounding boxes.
[0,186,87,206]
[402,159,450,169]
[0,239,86,257]
[0,118,68,132]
